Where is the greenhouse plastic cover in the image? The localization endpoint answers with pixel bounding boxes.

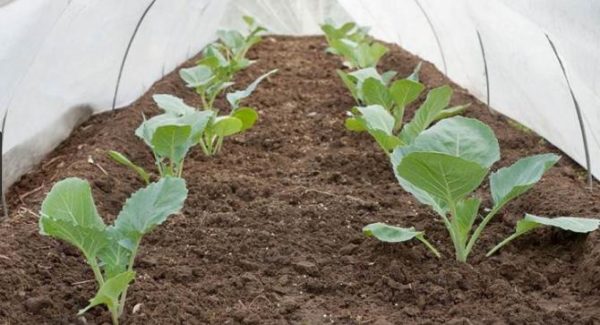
[1,0,599,191]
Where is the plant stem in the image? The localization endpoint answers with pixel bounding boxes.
[417,235,441,258]
[89,258,105,287]
[446,202,468,262]
[486,232,521,257]
[110,308,120,325]
[117,241,139,317]
[465,203,504,257]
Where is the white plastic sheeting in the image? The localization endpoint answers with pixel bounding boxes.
[2,0,599,191]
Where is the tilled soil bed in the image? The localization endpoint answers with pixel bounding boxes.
[2,36,600,324]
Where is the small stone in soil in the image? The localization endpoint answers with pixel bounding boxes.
[24,296,53,313]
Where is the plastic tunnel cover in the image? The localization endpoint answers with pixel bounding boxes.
[1,0,599,192]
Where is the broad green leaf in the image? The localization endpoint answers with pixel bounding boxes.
[40,178,105,229]
[98,227,131,279]
[180,65,214,88]
[490,153,560,208]
[226,69,278,108]
[178,110,213,140]
[403,116,500,168]
[40,178,108,259]
[213,116,243,136]
[452,198,481,246]
[357,105,394,134]
[390,147,447,214]
[232,107,258,131]
[363,222,440,257]
[362,78,393,109]
[433,104,469,122]
[381,71,397,85]
[152,94,194,115]
[397,152,488,205]
[356,105,403,151]
[399,85,453,144]
[107,151,150,185]
[487,214,600,256]
[389,79,424,110]
[78,271,135,315]
[517,214,600,233]
[218,30,245,52]
[40,218,108,261]
[349,67,383,83]
[344,117,366,131]
[114,177,187,241]
[355,42,388,68]
[151,125,192,163]
[363,223,422,242]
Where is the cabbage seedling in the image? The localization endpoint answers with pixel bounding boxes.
[320,20,386,69]
[218,15,267,63]
[109,95,213,181]
[320,19,370,54]
[346,82,468,155]
[180,16,267,108]
[39,177,187,324]
[364,116,561,262]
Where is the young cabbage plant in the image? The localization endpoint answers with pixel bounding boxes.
[39,177,187,324]
[346,82,468,155]
[198,69,277,155]
[320,19,370,54]
[217,16,267,63]
[364,116,561,262]
[329,38,389,69]
[487,214,600,256]
[109,95,213,181]
[180,16,267,109]
[337,63,423,107]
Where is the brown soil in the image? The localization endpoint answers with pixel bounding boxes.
[1,36,600,325]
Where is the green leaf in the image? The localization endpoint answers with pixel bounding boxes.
[363,223,422,242]
[180,65,214,88]
[490,153,560,208]
[518,214,600,233]
[107,151,150,185]
[78,271,135,315]
[452,198,481,246]
[40,178,108,259]
[362,78,393,109]
[113,177,187,241]
[363,222,440,257]
[212,116,243,137]
[402,116,500,168]
[381,71,397,85]
[390,147,448,214]
[433,104,469,122]
[407,62,422,82]
[226,69,277,108]
[344,117,366,132]
[232,107,258,131]
[355,42,388,68]
[389,79,424,110]
[356,105,403,151]
[487,214,600,256]
[151,125,192,163]
[98,227,131,279]
[397,152,488,205]
[399,85,453,144]
[357,105,394,134]
[152,94,195,115]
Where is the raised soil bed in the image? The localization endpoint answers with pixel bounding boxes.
[1,36,599,324]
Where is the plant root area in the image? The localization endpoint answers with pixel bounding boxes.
[2,36,600,324]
